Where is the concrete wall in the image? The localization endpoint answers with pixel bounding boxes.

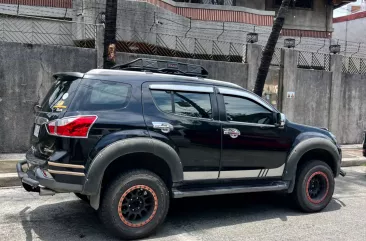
[0,15,74,46]
[0,3,73,18]
[116,52,248,87]
[339,73,366,144]
[290,69,331,127]
[280,47,366,144]
[333,17,366,52]
[0,42,96,153]
[0,41,248,153]
[265,0,333,32]
[236,0,266,9]
[1,41,366,153]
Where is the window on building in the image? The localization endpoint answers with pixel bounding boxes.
[274,0,313,9]
[151,90,212,119]
[223,95,274,124]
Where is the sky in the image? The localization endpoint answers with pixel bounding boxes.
[333,0,364,17]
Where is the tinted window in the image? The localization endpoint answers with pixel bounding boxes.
[151,90,172,113]
[41,78,80,112]
[151,90,212,119]
[69,79,131,111]
[224,95,273,124]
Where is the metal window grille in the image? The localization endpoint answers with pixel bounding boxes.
[342,56,366,74]
[297,51,330,71]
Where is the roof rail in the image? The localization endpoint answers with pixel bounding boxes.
[111,58,209,78]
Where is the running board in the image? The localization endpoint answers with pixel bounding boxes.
[172,181,289,198]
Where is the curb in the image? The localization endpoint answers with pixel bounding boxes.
[0,173,20,188]
[341,157,366,167]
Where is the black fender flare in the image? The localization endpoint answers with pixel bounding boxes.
[82,137,183,196]
[283,137,341,183]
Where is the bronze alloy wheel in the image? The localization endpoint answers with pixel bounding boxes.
[118,185,158,228]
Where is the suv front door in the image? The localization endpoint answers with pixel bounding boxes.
[217,87,291,179]
[142,82,221,181]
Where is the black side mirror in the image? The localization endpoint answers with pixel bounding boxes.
[274,113,286,128]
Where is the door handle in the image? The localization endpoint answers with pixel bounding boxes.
[152,122,174,134]
[223,128,240,139]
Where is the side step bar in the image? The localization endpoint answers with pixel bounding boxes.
[172,181,289,198]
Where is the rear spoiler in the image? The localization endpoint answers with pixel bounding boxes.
[53,72,84,81]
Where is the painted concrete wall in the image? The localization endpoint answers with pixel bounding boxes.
[0,42,96,153]
[339,73,366,144]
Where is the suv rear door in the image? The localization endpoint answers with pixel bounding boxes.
[31,74,82,159]
[142,82,221,181]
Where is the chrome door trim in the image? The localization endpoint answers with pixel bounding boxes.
[149,84,214,93]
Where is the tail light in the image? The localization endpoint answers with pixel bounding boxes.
[46,115,97,138]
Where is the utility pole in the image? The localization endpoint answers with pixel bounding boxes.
[103,0,118,69]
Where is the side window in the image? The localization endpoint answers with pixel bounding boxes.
[223,95,274,124]
[70,79,131,111]
[151,90,212,119]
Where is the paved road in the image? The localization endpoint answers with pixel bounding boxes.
[1,166,366,241]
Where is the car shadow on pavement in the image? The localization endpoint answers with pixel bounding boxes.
[21,192,343,241]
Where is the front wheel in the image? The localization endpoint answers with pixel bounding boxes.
[293,160,335,213]
[98,170,169,240]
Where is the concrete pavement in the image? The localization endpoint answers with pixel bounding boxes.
[0,166,366,241]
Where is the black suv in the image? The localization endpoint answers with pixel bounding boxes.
[17,58,344,240]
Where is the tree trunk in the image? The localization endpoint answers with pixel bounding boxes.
[253,0,291,96]
[103,0,118,69]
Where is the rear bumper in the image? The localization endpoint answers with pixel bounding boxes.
[17,159,82,193]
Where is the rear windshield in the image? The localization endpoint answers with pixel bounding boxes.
[68,79,131,111]
[40,78,81,112]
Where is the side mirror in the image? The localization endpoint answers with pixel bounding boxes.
[275,113,286,128]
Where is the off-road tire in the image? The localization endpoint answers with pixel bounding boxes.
[74,193,89,203]
[293,160,335,213]
[98,170,169,240]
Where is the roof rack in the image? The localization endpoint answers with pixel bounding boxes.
[111,58,209,78]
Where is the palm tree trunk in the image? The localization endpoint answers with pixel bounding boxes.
[253,0,291,96]
[103,0,118,69]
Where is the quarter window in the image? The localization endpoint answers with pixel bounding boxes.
[151,90,212,119]
[223,95,274,124]
[69,79,131,111]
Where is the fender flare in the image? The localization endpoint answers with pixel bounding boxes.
[82,137,183,196]
[283,137,341,182]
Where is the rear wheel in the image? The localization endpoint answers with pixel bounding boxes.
[293,160,335,212]
[98,170,169,240]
